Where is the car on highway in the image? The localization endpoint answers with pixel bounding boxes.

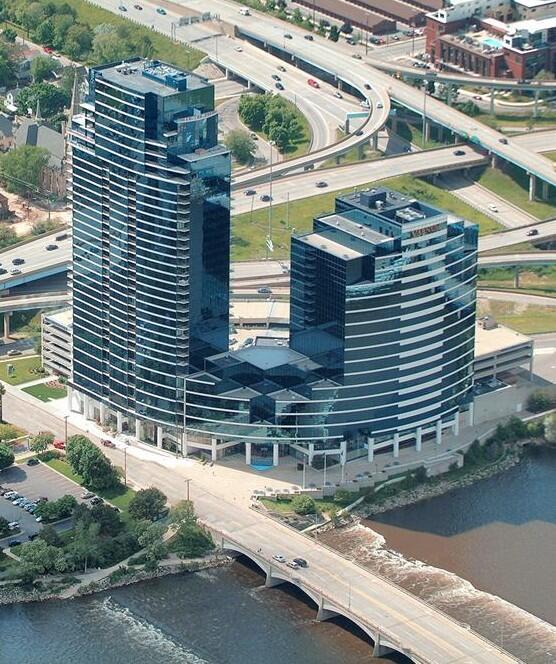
[156,7,166,14]
[307,78,319,88]
[315,181,328,188]
[134,3,142,8]
[376,102,383,109]
[352,53,362,59]
[499,137,509,145]
[275,82,284,90]
[304,34,313,41]
[284,33,292,40]
[453,150,466,156]
[102,439,116,448]
[10,268,21,275]
[364,83,371,90]
[277,65,286,72]
[235,46,243,52]
[55,233,68,241]
[257,287,272,294]
[527,229,539,236]
[273,554,286,563]
[333,91,343,99]
[12,258,24,265]
[259,194,272,202]
[286,560,299,569]
[0,269,6,275]
[244,189,256,196]
[303,164,314,171]
[487,204,499,213]
[118,4,127,11]
[271,74,281,81]
[45,244,58,251]
[360,100,369,108]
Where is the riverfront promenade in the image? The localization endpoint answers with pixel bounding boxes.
[2,387,519,663]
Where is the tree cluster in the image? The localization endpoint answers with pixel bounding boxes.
[35,494,77,521]
[0,442,14,470]
[238,94,302,152]
[169,500,214,559]
[0,145,50,195]
[224,130,256,165]
[66,435,121,491]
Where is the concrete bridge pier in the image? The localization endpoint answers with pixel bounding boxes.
[491,153,501,168]
[542,181,550,201]
[423,119,430,143]
[529,173,537,201]
[372,633,394,658]
[264,567,285,588]
[489,88,495,116]
[316,597,338,621]
[534,89,540,118]
[514,267,520,288]
[371,132,378,151]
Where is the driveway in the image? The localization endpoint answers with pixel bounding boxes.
[0,462,84,546]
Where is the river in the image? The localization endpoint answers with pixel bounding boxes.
[0,563,405,664]
[320,446,556,663]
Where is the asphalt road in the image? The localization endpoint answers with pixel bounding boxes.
[478,221,556,252]
[513,130,556,154]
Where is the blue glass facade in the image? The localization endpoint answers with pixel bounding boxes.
[70,59,231,432]
[185,188,477,457]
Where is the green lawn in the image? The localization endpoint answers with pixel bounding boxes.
[0,356,43,385]
[477,298,556,334]
[260,496,348,516]
[477,167,556,220]
[52,0,203,70]
[22,383,67,402]
[231,174,502,261]
[546,151,556,162]
[477,112,556,131]
[46,458,83,484]
[479,265,556,294]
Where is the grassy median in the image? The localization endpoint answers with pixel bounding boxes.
[232,174,502,261]
[0,356,43,385]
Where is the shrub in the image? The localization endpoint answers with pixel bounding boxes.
[0,443,14,470]
[128,488,167,522]
[527,390,553,413]
[291,495,316,515]
[334,489,352,504]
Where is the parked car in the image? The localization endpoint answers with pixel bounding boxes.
[53,439,65,450]
[35,516,43,523]
[102,439,116,448]
[7,350,22,356]
[81,490,95,499]
[7,521,19,530]
[55,233,68,241]
[8,540,21,547]
[272,554,286,563]
[90,496,103,505]
[26,458,39,466]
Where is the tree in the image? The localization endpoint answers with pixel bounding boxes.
[0,383,5,423]
[291,494,316,515]
[170,499,197,528]
[35,494,77,521]
[66,434,120,490]
[224,129,256,165]
[328,26,340,42]
[457,100,480,117]
[172,522,214,559]
[527,390,553,413]
[52,13,75,51]
[238,94,268,131]
[34,19,55,46]
[0,423,17,442]
[0,516,10,538]
[68,521,101,572]
[129,487,167,522]
[30,55,60,83]
[137,521,167,562]
[92,24,133,64]
[0,226,17,250]
[2,28,17,43]
[39,524,63,547]
[91,503,123,536]
[64,24,93,60]
[0,145,49,194]
[29,432,54,454]
[0,442,14,470]
[16,82,69,118]
[17,538,68,577]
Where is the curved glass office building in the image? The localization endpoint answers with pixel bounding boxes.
[68,59,230,450]
[185,188,477,466]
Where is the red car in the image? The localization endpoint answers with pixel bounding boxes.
[43,46,54,54]
[102,439,115,448]
[53,440,65,450]
[307,78,320,89]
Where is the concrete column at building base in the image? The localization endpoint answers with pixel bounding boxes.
[3,312,10,339]
[99,403,108,425]
[308,443,314,466]
[436,418,442,446]
[135,418,142,442]
[367,436,374,463]
[245,442,252,465]
[340,440,347,466]
[183,436,189,458]
[416,427,422,452]
[393,433,400,458]
[83,394,92,420]
[453,414,460,437]
[116,411,123,433]
[211,438,217,462]
[468,402,475,427]
[156,426,163,449]
[272,443,279,467]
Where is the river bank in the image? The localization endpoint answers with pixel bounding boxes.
[354,442,528,519]
[0,553,231,607]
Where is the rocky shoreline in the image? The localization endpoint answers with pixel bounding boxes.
[0,554,231,607]
[353,445,525,519]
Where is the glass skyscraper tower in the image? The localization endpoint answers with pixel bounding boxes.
[68,59,230,450]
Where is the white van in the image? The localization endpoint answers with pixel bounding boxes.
[239,7,250,15]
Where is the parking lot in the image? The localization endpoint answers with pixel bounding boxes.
[0,462,85,546]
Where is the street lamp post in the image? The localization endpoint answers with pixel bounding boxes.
[184,478,191,502]
[64,414,68,444]
[421,82,428,148]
